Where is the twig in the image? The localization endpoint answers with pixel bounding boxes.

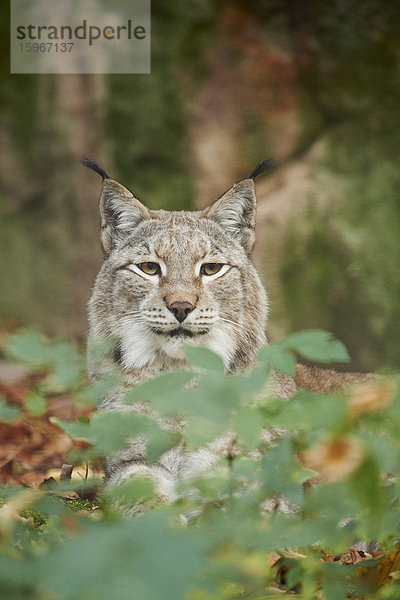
[60,463,73,480]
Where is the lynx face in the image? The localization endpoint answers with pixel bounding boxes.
[87,163,268,381]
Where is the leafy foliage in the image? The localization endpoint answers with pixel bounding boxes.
[1,329,399,599]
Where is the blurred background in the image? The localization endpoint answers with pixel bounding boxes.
[1,0,399,372]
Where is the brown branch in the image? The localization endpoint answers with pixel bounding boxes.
[0,441,28,470]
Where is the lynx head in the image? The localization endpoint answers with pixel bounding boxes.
[85,159,271,379]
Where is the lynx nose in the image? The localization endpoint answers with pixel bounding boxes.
[167,301,194,323]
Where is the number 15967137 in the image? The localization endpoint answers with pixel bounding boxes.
[19,42,74,53]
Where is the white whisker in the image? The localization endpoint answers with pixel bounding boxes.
[218,316,247,334]
[121,310,142,318]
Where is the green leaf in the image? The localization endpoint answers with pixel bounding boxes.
[232,406,263,451]
[301,568,318,600]
[0,396,20,422]
[322,579,347,600]
[357,430,400,474]
[263,390,347,431]
[281,330,350,363]
[184,416,223,448]
[77,415,90,425]
[4,328,50,367]
[54,411,177,461]
[43,360,83,393]
[257,344,296,376]
[5,330,84,381]
[185,346,225,373]
[39,513,209,600]
[127,371,195,412]
[231,456,261,484]
[321,563,349,600]
[349,454,386,519]
[303,480,359,523]
[51,416,92,441]
[189,467,232,499]
[146,431,181,464]
[285,561,302,590]
[74,376,122,408]
[260,437,304,505]
[104,477,155,505]
[24,392,47,416]
[181,376,242,448]
[296,466,319,485]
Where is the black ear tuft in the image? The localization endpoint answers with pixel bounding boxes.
[81,157,110,180]
[247,157,275,180]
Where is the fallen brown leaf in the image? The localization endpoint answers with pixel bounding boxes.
[357,548,400,588]
[349,381,394,419]
[303,435,365,482]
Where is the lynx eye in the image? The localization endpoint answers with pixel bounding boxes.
[201,263,223,276]
[138,262,161,276]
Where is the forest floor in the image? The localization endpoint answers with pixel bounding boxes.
[0,360,103,488]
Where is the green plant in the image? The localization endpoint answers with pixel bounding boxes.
[0,329,399,599]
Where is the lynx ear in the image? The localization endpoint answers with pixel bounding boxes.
[205,179,257,255]
[99,179,150,254]
[82,158,150,254]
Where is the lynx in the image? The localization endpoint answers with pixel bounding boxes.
[84,158,370,501]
